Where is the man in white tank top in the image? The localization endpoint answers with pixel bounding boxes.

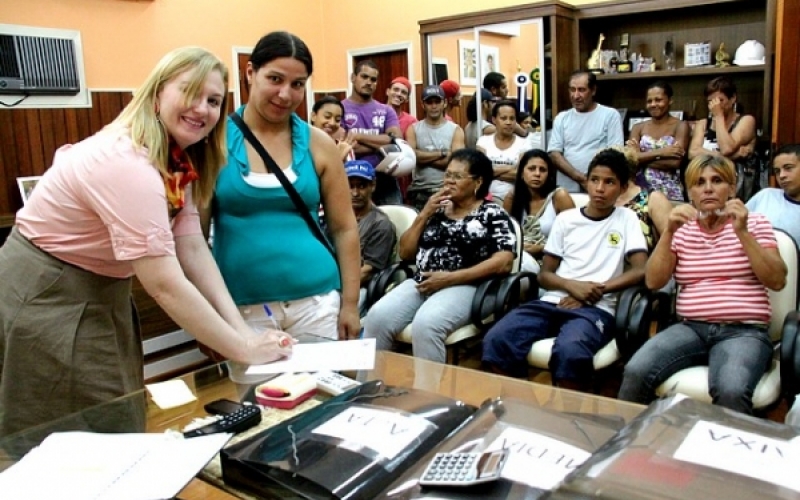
[405,85,465,211]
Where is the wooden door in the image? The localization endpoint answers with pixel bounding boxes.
[237,52,308,121]
[772,0,800,146]
[352,50,410,115]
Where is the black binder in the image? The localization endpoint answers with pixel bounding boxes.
[221,380,477,500]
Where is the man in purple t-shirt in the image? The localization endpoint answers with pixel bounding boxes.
[342,60,402,205]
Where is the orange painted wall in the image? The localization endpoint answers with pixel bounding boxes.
[1,0,609,91]
[0,0,326,89]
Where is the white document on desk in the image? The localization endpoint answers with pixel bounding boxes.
[246,338,376,375]
[0,431,231,500]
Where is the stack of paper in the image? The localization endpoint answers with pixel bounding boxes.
[0,432,230,499]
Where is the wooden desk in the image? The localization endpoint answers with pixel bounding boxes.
[0,352,645,499]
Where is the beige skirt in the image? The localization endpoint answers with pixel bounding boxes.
[0,228,144,438]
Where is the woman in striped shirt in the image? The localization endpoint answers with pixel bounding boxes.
[619,154,786,414]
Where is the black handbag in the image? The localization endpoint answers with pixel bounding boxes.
[229,112,335,257]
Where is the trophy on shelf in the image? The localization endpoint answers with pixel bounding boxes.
[715,42,731,67]
[587,33,605,74]
[616,33,632,73]
[663,36,676,71]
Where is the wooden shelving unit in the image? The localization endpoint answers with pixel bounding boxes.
[576,0,775,136]
[596,64,765,81]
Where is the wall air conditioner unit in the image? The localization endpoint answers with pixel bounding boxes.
[0,34,80,95]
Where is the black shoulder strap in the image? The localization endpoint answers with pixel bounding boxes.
[229,112,335,257]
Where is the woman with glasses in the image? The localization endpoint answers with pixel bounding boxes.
[362,148,516,363]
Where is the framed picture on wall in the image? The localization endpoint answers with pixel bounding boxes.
[458,40,477,86]
[17,176,43,204]
[481,45,500,77]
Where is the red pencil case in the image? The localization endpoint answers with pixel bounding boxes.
[255,373,317,409]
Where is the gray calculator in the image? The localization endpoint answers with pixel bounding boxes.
[418,449,509,487]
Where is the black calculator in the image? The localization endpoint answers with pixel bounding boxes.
[418,449,509,487]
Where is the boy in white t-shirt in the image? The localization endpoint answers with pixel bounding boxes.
[482,149,648,390]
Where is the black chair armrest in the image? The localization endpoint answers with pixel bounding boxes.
[494,271,538,319]
[467,271,537,329]
[614,285,652,360]
[469,278,503,328]
[364,261,414,308]
[780,310,800,401]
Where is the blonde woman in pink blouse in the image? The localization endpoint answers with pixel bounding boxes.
[0,47,292,437]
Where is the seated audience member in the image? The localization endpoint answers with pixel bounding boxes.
[617,147,672,250]
[464,89,497,149]
[504,149,574,273]
[345,160,397,312]
[626,81,690,201]
[689,76,758,200]
[477,100,532,204]
[406,85,465,212]
[362,149,516,363]
[310,95,355,162]
[619,154,786,415]
[746,144,800,245]
[746,144,800,426]
[482,149,648,390]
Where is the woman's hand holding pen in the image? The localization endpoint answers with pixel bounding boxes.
[240,330,295,365]
[234,303,295,365]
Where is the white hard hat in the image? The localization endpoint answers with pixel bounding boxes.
[733,40,765,66]
[376,139,416,177]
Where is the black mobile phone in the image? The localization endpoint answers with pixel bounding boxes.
[204,398,245,416]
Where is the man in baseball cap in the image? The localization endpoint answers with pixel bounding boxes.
[405,86,465,211]
[386,76,417,139]
[344,160,396,311]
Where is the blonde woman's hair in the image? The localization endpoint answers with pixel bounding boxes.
[608,145,640,176]
[684,154,736,188]
[111,46,229,208]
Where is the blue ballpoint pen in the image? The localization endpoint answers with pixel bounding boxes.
[263,303,281,331]
[263,303,292,348]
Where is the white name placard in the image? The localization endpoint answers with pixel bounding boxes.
[487,427,590,490]
[673,420,800,492]
[312,406,434,460]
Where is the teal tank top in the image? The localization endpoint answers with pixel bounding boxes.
[212,108,340,304]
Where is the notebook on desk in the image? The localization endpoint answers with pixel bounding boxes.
[221,380,478,500]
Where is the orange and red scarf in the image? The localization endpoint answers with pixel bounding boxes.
[164,139,199,218]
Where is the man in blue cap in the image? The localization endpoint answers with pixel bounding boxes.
[345,160,397,313]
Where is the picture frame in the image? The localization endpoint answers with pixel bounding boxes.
[17,175,43,204]
[458,40,477,86]
[458,41,501,87]
[481,45,500,78]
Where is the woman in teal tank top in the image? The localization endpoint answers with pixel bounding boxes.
[205,32,361,344]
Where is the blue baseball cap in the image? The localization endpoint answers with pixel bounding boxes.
[345,160,376,181]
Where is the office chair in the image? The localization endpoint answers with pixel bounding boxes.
[653,229,800,411]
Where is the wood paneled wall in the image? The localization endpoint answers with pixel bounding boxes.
[1,92,132,215]
[0,91,236,218]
